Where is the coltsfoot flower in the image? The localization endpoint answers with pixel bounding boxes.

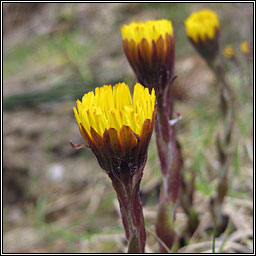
[72,82,156,253]
[185,9,220,61]
[223,44,234,59]
[73,82,156,179]
[121,20,175,91]
[240,40,252,59]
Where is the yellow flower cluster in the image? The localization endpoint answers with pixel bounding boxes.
[240,41,250,54]
[74,83,155,138]
[121,19,173,44]
[223,45,234,59]
[185,9,219,43]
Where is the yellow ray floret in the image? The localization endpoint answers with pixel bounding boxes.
[223,45,234,59]
[240,41,250,54]
[74,83,155,138]
[121,19,173,44]
[185,9,219,43]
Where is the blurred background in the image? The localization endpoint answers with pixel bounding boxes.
[3,3,253,253]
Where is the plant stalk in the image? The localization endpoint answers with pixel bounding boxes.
[208,59,235,234]
[110,168,146,253]
[154,86,182,252]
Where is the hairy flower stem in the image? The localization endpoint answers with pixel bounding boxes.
[155,87,182,252]
[110,168,146,253]
[208,60,235,234]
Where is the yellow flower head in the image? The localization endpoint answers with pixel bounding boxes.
[121,20,175,91]
[223,44,234,59]
[240,41,250,54]
[73,83,156,173]
[185,9,220,44]
[121,19,173,44]
[74,83,155,137]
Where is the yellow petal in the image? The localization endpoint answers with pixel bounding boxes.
[73,82,155,149]
[185,9,219,43]
[121,19,173,44]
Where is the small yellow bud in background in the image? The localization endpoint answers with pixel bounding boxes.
[223,45,234,59]
[185,9,220,61]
